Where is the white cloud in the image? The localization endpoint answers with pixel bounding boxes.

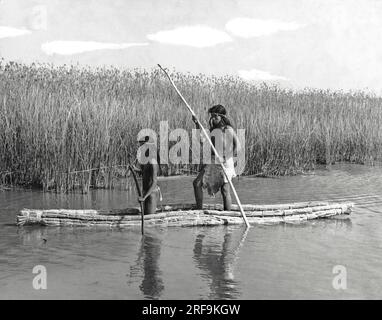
[0,26,31,39]
[226,18,305,38]
[41,41,149,55]
[147,25,232,47]
[238,69,289,81]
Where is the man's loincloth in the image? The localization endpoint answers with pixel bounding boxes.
[202,158,236,196]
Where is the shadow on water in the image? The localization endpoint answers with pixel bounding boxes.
[280,216,353,231]
[193,226,249,299]
[127,233,164,300]
[123,225,251,300]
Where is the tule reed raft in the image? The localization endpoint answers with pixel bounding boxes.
[17,201,354,228]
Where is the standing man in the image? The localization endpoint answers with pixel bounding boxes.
[192,105,241,211]
[134,136,161,215]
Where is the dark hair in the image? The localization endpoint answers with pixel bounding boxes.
[208,104,226,115]
[208,104,232,129]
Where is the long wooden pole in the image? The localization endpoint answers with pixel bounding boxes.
[128,165,145,235]
[157,64,250,228]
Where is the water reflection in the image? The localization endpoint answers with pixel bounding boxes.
[193,227,248,299]
[129,233,164,299]
[283,216,353,231]
[2,163,382,299]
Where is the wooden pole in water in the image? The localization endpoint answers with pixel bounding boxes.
[157,64,250,228]
[128,165,144,235]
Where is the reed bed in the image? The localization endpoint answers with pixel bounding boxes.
[1,60,382,192]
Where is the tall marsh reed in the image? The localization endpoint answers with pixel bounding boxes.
[1,60,382,192]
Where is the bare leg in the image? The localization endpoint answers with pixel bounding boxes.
[144,192,157,215]
[221,183,232,211]
[193,167,205,209]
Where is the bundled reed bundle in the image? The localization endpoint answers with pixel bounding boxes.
[16,201,353,228]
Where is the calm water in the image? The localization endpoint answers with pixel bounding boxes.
[1,164,381,299]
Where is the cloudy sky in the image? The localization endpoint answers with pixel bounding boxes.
[1,0,382,91]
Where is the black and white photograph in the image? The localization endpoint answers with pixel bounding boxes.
[0,0,381,304]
